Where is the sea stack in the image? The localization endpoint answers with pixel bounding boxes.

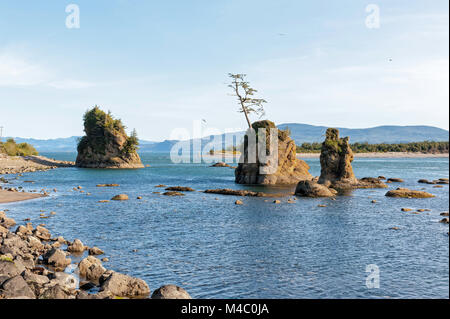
[318,128,358,188]
[295,128,386,197]
[75,106,144,169]
[235,120,311,185]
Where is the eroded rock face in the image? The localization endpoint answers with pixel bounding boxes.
[76,107,144,169]
[235,120,312,185]
[151,285,192,299]
[318,128,358,188]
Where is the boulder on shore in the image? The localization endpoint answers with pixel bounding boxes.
[78,256,106,282]
[42,248,71,271]
[235,120,312,185]
[67,239,85,253]
[100,272,150,297]
[151,285,192,299]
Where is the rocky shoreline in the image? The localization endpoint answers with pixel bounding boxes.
[0,210,191,299]
[0,154,74,175]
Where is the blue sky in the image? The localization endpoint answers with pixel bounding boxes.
[0,0,448,141]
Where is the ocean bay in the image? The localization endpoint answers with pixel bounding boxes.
[1,152,448,298]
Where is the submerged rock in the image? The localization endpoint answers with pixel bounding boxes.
[162,191,185,196]
[235,120,312,185]
[75,106,144,169]
[385,188,435,198]
[165,186,195,192]
[387,178,404,183]
[211,162,231,168]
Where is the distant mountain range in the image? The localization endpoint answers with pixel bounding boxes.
[4,124,448,153]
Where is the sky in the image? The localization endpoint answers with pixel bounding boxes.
[0,0,448,141]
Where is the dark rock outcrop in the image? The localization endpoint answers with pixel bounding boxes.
[76,106,144,169]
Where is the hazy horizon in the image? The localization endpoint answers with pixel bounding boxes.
[1,1,449,140]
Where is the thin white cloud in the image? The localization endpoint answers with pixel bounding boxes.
[0,48,94,90]
[48,79,96,89]
[0,53,49,87]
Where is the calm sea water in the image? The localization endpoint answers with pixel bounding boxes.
[1,153,448,299]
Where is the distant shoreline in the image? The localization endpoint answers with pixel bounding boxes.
[297,152,449,158]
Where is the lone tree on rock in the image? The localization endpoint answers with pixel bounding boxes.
[228,73,267,128]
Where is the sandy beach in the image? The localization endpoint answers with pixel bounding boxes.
[0,189,44,204]
[0,154,74,203]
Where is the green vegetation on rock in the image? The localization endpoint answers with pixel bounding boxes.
[76,106,143,168]
[0,138,38,156]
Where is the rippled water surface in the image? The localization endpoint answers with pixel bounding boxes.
[1,153,448,298]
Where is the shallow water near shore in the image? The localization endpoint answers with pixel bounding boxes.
[1,152,449,299]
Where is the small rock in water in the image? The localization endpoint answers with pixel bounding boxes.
[162,191,185,196]
[389,227,400,230]
[137,196,142,200]
[318,204,327,207]
[387,178,404,183]
[235,200,243,205]
[89,247,104,256]
[67,239,85,253]
[440,212,449,216]
[98,200,109,203]
[111,194,129,201]
[273,200,281,204]
[401,208,412,212]
[371,200,377,203]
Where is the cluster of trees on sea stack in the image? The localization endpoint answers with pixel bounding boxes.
[0,139,38,156]
[296,141,449,154]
